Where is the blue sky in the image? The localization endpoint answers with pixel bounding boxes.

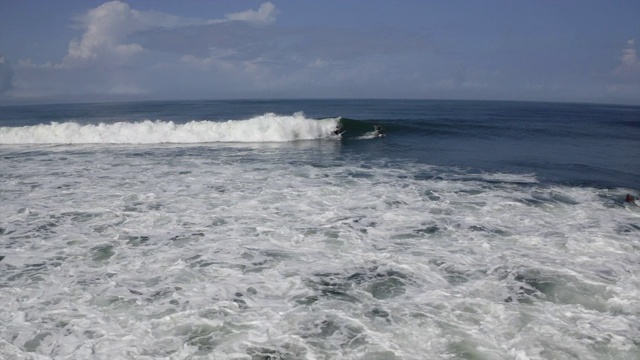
[0,0,639,105]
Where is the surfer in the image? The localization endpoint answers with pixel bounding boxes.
[333,125,343,136]
[373,124,384,137]
[625,194,638,203]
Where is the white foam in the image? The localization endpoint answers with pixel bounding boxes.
[0,145,638,358]
[355,131,384,140]
[0,112,340,144]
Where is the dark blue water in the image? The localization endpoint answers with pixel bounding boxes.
[1,99,639,189]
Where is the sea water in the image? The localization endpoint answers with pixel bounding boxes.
[0,100,639,359]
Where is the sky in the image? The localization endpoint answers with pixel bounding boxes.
[0,0,639,105]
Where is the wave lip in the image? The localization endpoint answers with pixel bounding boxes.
[0,112,339,144]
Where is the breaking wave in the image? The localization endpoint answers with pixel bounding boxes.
[0,112,339,144]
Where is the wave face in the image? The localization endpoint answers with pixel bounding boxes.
[0,112,339,144]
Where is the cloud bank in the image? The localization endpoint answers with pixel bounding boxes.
[8,0,425,101]
[9,1,282,100]
[61,0,277,68]
[2,1,639,105]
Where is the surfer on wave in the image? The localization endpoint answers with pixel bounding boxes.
[373,124,384,137]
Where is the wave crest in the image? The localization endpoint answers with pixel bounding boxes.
[0,112,340,144]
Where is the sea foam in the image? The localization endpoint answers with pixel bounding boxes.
[0,112,339,144]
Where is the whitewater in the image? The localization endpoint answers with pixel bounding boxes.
[0,100,639,359]
[0,112,339,144]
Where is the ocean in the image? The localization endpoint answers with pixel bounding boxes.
[0,99,639,359]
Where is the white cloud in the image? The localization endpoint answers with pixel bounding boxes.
[60,1,278,67]
[63,1,144,66]
[3,1,281,102]
[614,39,640,78]
[225,2,277,24]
